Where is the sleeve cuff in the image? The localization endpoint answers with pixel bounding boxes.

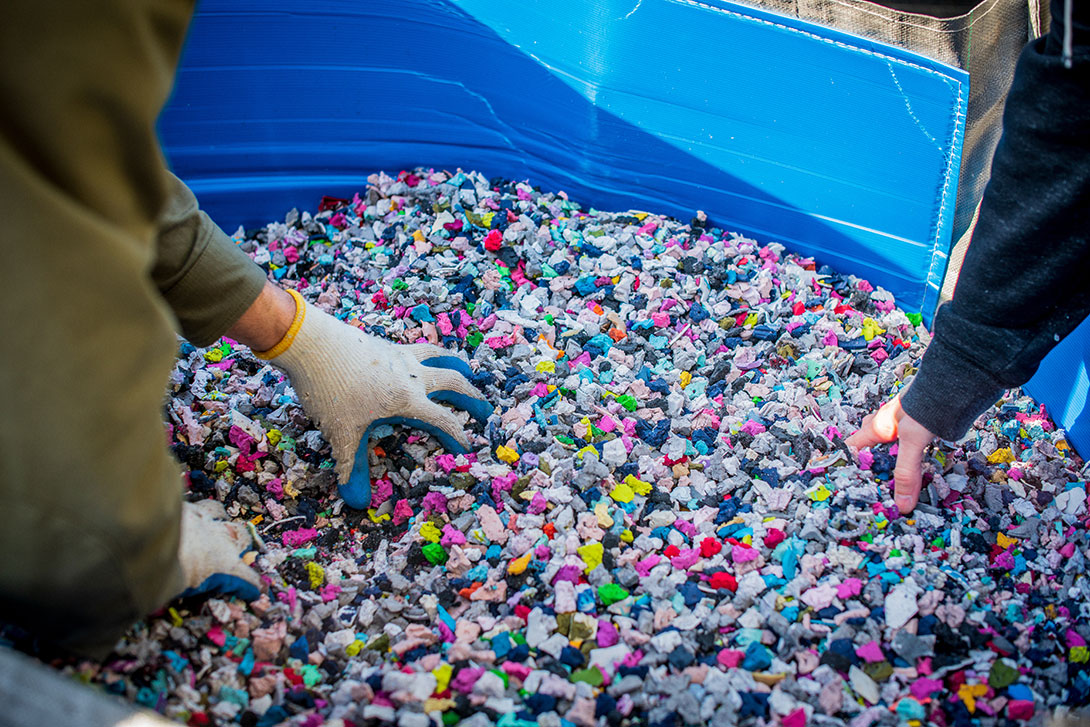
[900,334,1008,442]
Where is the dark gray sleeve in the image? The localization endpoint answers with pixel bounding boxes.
[901,0,1090,441]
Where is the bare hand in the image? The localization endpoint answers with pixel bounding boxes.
[845,394,936,514]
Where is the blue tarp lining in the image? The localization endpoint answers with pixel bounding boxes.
[160,0,967,322]
[160,0,1090,458]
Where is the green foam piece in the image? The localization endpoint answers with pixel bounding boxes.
[598,583,630,605]
[423,543,449,565]
[570,666,604,686]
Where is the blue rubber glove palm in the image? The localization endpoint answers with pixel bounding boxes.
[263,299,493,509]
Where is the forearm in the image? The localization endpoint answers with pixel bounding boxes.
[226,281,298,353]
[902,0,1090,440]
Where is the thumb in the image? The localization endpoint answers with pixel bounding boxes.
[845,397,901,450]
[891,415,933,514]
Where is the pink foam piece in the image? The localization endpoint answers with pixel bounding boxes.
[732,544,759,563]
[837,578,864,599]
[909,677,943,700]
[635,554,661,577]
[782,708,807,727]
[717,649,744,668]
[855,641,885,663]
[282,528,319,548]
[740,420,766,436]
[670,548,701,570]
[1007,700,1035,720]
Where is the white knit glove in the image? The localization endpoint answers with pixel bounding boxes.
[177,499,261,602]
[258,290,492,508]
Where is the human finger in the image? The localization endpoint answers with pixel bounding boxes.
[339,431,374,510]
[891,414,934,514]
[845,397,901,450]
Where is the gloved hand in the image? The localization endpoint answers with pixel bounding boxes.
[845,392,936,514]
[257,290,493,509]
[177,499,262,601]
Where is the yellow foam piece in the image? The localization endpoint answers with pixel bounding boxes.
[433,663,453,693]
[508,551,533,575]
[623,474,652,496]
[306,561,325,589]
[420,522,442,543]
[576,445,598,460]
[957,682,988,713]
[578,542,604,573]
[367,508,391,524]
[496,445,520,464]
[610,482,635,503]
[860,317,886,341]
[425,698,456,713]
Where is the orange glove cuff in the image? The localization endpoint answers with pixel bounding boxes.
[254,288,306,359]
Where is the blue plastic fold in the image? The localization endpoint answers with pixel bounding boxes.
[160,0,967,322]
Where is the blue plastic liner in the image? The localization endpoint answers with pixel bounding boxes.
[161,0,1090,457]
[1025,316,1090,457]
[160,0,966,321]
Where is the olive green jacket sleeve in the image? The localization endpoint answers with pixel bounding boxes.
[1,0,201,658]
[153,173,268,347]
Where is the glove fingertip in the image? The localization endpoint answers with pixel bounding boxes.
[428,390,494,423]
[420,421,467,455]
[339,435,374,510]
[179,573,261,603]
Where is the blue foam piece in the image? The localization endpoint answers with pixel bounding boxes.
[160,0,966,323]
